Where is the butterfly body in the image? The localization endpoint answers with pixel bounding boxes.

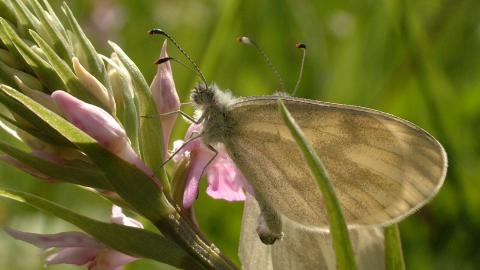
[192,85,447,229]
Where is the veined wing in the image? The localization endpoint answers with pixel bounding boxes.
[225,96,447,228]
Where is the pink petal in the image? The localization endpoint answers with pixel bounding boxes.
[111,205,143,229]
[183,148,215,208]
[4,227,100,248]
[46,247,101,265]
[177,123,250,207]
[150,40,180,159]
[206,152,247,201]
[89,249,138,270]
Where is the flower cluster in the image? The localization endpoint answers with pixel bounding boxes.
[0,2,248,268]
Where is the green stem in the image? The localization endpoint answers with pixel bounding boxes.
[155,211,239,270]
[278,100,358,270]
[385,224,406,270]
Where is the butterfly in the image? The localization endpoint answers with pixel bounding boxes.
[190,83,447,230]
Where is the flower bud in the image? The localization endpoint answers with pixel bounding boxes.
[51,90,153,178]
[150,40,180,158]
[72,57,115,113]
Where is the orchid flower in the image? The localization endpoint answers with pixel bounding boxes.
[173,123,250,208]
[5,206,141,270]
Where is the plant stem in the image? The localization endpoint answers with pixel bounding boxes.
[155,210,239,270]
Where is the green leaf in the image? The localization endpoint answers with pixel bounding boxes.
[0,60,42,89]
[62,3,109,89]
[105,57,140,153]
[28,30,100,106]
[109,41,168,191]
[29,0,72,62]
[0,141,112,190]
[278,100,358,270]
[385,224,406,270]
[0,18,65,91]
[0,188,202,269]
[0,48,24,69]
[0,85,175,221]
[0,86,73,147]
[0,1,17,26]
[9,0,40,38]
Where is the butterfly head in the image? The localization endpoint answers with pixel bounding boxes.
[191,83,216,108]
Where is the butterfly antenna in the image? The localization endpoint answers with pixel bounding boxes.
[238,36,286,93]
[292,43,306,96]
[156,56,206,82]
[149,29,208,88]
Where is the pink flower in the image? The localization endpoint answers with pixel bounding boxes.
[174,123,250,208]
[51,91,154,178]
[4,206,141,270]
[150,40,180,159]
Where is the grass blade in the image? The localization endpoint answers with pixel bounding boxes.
[278,99,357,270]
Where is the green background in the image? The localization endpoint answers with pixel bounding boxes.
[0,0,479,269]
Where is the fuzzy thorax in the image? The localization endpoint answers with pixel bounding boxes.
[191,84,236,144]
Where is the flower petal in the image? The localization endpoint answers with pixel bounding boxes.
[183,148,214,208]
[150,40,180,158]
[46,247,101,265]
[206,151,247,202]
[110,205,144,229]
[4,227,100,248]
[89,249,138,270]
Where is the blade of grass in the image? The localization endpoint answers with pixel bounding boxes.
[385,224,406,270]
[278,99,357,270]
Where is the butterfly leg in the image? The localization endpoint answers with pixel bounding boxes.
[158,110,202,124]
[200,144,218,178]
[161,132,203,167]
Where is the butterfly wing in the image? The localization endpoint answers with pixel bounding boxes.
[224,96,447,228]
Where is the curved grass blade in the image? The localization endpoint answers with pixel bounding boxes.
[0,188,202,269]
[385,224,406,270]
[278,100,358,270]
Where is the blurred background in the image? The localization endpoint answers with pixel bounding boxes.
[0,0,479,269]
